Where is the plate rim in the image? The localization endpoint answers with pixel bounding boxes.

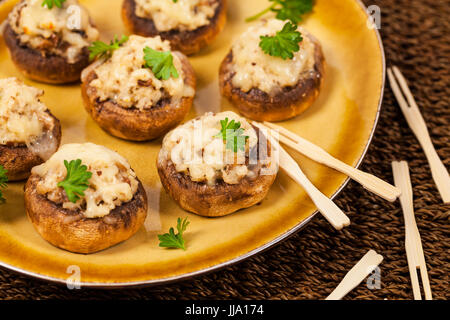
[0,0,386,288]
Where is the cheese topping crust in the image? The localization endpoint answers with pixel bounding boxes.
[9,0,99,63]
[89,35,194,111]
[231,19,316,95]
[135,0,218,32]
[160,111,261,185]
[0,77,53,146]
[32,143,139,218]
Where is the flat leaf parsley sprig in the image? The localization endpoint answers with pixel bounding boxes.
[246,0,314,24]
[215,117,249,153]
[42,0,66,9]
[88,35,129,61]
[0,165,8,204]
[143,47,179,80]
[259,21,303,60]
[57,159,92,203]
[158,217,190,250]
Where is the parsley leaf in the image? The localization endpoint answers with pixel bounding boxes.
[57,159,92,203]
[158,217,190,250]
[259,22,303,60]
[0,165,8,204]
[246,0,314,24]
[42,0,66,9]
[143,47,179,80]
[215,117,249,153]
[88,35,129,61]
[273,0,313,24]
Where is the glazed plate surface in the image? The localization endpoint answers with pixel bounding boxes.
[0,0,384,286]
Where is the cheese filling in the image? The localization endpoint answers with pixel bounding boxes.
[135,0,218,32]
[0,77,53,145]
[32,143,139,218]
[160,111,260,185]
[89,35,194,110]
[9,0,99,63]
[231,19,316,94]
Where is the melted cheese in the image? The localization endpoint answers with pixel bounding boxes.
[32,143,139,218]
[135,0,218,32]
[231,19,316,94]
[89,35,194,110]
[160,111,259,185]
[0,77,53,145]
[9,0,99,63]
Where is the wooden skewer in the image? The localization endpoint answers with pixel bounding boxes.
[392,161,432,300]
[254,122,350,230]
[388,66,450,204]
[326,249,384,300]
[262,121,401,202]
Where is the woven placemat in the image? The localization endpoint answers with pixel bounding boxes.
[0,0,448,300]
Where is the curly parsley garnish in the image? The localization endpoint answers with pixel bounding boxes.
[143,47,179,80]
[0,165,8,204]
[259,22,303,60]
[215,118,249,153]
[158,217,190,250]
[57,159,92,203]
[246,0,314,24]
[42,0,66,9]
[88,35,129,61]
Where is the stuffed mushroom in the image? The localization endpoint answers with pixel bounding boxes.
[219,19,325,122]
[3,0,99,84]
[0,77,61,181]
[157,111,277,217]
[24,143,148,254]
[122,0,227,55]
[81,35,196,141]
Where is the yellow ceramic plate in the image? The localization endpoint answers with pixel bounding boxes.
[0,0,384,286]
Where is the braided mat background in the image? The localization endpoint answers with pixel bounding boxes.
[0,0,449,300]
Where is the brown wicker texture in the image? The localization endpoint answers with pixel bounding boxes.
[0,0,448,300]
